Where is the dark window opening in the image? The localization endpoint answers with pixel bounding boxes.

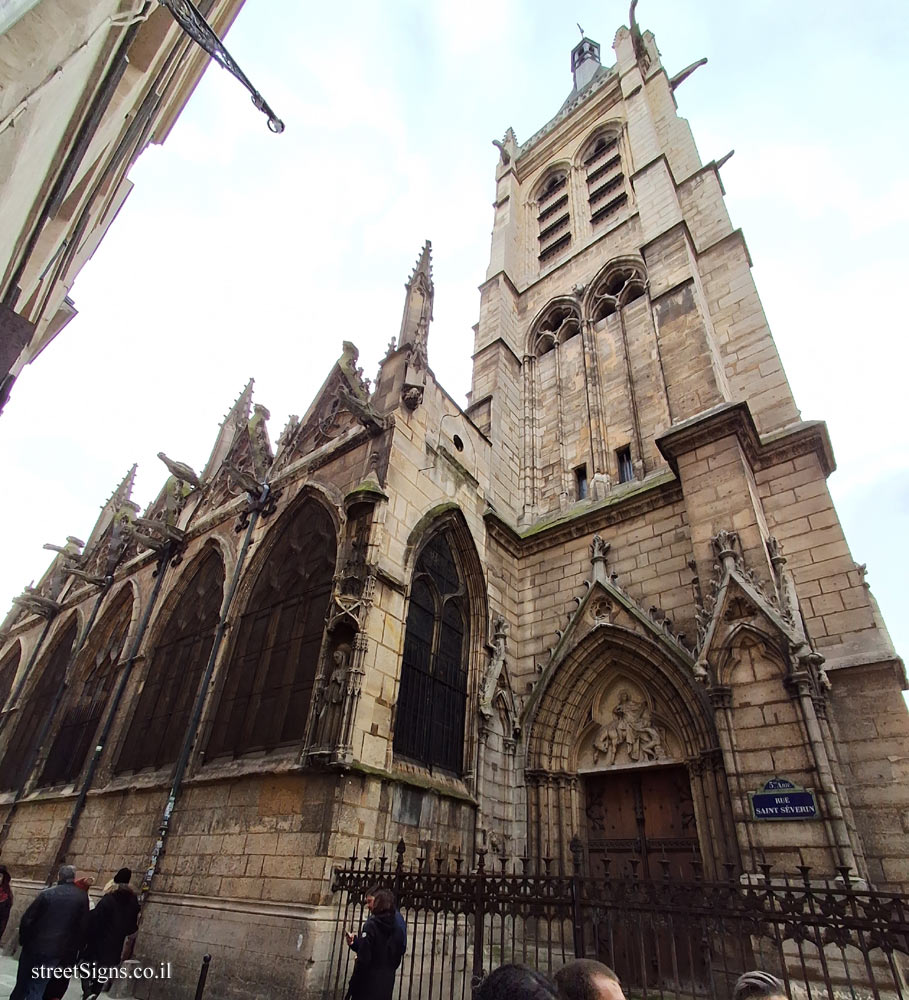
[116,549,224,773]
[40,591,132,786]
[394,531,469,774]
[575,465,589,500]
[617,446,634,484]
[452,434,464,452]
[584,135,618,167]
[539,173,567,203]
[0,620,78,791]
[206,500,336,759]
[0,642,21,714]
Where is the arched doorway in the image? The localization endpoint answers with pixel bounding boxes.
[523,624,736,878]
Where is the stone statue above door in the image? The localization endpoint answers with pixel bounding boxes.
[576,677,683,770]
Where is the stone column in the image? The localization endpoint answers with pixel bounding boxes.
[787,671,859,875]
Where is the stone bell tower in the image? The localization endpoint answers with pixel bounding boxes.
[467,14,908,889]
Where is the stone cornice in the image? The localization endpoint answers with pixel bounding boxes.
[656,402,836,478]
[484,471,681,558]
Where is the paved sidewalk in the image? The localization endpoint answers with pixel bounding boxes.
[0,952,80,999]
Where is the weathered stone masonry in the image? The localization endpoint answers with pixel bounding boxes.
[0,15,906,1000]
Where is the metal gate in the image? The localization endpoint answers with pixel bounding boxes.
[327,842,909,1000]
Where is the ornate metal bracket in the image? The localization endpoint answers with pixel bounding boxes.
[158,0,285,133]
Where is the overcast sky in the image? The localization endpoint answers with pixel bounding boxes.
[2,1,907,697]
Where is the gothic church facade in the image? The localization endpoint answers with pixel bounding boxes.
[0,16,907,1000]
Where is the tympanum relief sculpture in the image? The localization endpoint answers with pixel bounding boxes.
[577,679,682,770]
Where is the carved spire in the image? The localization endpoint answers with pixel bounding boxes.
[201,378,255,482]
[107,464,137,511]
[398,240,433,362]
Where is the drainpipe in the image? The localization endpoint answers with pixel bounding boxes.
[46,547,173,881]
[0,582,109,850]
[137,486,269,916]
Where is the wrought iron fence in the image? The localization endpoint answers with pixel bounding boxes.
[327,843,909,1000]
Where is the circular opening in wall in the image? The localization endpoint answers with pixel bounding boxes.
[452,435,464,452]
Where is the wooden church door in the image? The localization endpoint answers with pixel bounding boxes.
[582,765,705,989]
[583,764,700,878]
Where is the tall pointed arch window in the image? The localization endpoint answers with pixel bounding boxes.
[206,500,336,758]
[0,642,21,714]
[582,131,629,226]
[117,548,224,773]
[40,590,132,786]
[394,530,469,774]
[537,169,571,263]
[0,619,78,791]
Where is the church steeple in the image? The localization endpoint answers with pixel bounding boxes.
[398,240,433,363]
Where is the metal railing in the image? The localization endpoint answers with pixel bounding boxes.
[327,843,909,1000]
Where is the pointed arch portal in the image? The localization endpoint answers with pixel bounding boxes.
[524,624,737,880]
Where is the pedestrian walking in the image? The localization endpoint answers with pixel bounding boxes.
[344,887,405,1000]
[78,867,139,1000]
[0,864,13,942]
[10,865,88,1000]
[43,874,94,1000]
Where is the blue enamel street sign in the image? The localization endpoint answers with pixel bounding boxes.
[749,778,818,821]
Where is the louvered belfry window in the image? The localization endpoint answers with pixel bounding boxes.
[0,619,78,791]
[116,549,224,773]
[206,500,336,758]
[393,531,468,773]
[40,590,132,786]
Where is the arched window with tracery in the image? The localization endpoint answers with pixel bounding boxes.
[394,530,469,774]
[530,301,582,358]
[0,642,21,714]
[0,619,78,791]
[206,499,336,758]
[39,589,132,786]
[582,130,629,226]
[588,260,647,322]
[116,548,224,773]
[536,169,571,264]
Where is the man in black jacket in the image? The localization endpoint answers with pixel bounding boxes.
[10,865,88,1000]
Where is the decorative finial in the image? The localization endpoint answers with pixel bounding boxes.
[577,22,584,37]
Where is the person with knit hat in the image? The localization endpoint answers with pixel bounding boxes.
[78,868,139,1000]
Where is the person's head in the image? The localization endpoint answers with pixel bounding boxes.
[114,867,132,885]
[733,971,788,1000]
[555,960,625,1000]
[369,888,395,915]
[74,875,94,891]
[57,864,76,884]
[477,964,559,1000]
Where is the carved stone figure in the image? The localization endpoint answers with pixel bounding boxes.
[157,452,203,488]
[315,645,350,748]
[593,689,664,766]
